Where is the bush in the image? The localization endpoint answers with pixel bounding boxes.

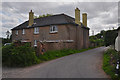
[2,43,40,67]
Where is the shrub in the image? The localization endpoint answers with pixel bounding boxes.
[2,43,40,67]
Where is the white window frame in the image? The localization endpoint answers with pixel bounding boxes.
[16,30,18,35]
[50,25,58,33]
[22,29,25,34]
[34,40,37,47]
[34,27,39,34]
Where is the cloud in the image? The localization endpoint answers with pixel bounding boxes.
[2,0,120,2]
[1,2,119,38]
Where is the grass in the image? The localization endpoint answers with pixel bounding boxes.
[37,47,95,63]
[103,48,120,80]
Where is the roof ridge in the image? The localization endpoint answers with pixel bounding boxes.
[62,14,75,23]
[34,13,66,20]
[62,14,74,19]
[12,13,77,30]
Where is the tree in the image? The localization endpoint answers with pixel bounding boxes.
[34,14,52,19]
[89,30,105,47]
[89,35,104,47]
[90,29,118,47]
[6,30,10,39]
[2,35,12,46]
[104,30,118,46]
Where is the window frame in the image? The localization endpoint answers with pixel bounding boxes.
[22,29,25,34]
[16,30,18,35]
[34,27,39,34]
[50,25,58,33]
[34,40,37,47]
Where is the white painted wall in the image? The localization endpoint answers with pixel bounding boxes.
[115,30,120,51]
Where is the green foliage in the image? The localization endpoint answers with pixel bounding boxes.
[104,30,118,46]
[90,29,118,47]
[103,49,120,79]
[2,43,40,67]
[89,35,104,47]
[2,43,94,67]
[90,30,105,47]
[34,14,52,19]
[2,38,12,46]
[89,36,97,43]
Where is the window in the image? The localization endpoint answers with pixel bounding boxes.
[34,40,37,47]
[33,22,36,25]
[34,27,39,34]
[50,25,58,33]
[16,30,18,35]
[22,29,25,34]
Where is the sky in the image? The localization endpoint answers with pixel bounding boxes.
[1,0,120,38]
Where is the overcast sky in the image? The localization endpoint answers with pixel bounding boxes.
[1,1,119,38]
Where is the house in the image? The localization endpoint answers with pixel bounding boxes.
[115,27,120,51]
[11,8,90,51]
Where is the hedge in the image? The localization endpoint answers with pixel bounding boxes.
[2,43,40,67]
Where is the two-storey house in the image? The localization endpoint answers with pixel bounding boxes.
[12,8,90,51]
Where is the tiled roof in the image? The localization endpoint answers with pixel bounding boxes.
[117,27,120,31]
[12,13,89,30]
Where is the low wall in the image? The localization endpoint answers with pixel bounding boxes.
[45,42,76,51]
[37,41,76,55]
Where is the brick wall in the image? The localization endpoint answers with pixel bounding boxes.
[12,24,89,51]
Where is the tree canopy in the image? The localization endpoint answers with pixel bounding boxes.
[34,14,52,19]
[90,29,118,47]
[104,30,118,46]
[89,31,104,47]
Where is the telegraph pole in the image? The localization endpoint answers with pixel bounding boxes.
[92,30,94,36]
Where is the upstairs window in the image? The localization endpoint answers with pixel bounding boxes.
[50,25,58,33]
[34,27,39,34]
[16,30,18,35]
[22,29,25,34]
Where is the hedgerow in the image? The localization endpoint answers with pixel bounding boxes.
[2,43,40,67]
[2,43,94,67]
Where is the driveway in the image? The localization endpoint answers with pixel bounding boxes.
[2,47,109,78]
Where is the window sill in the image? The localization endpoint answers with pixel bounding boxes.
[34,32,39,34]
[49,31,58,34]
[34,45,37,47]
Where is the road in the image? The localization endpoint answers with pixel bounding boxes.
[2,47,109,78]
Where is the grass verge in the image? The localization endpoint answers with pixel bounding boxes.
[37,47,95,63]
[103,48,120,80]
